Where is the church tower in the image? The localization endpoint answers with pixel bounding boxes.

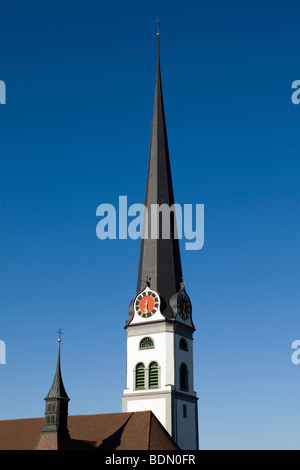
[35,337,70,450]
[122,33,199,450]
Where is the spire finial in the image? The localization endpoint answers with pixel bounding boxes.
[57,327,63,343]
[156,17,161,36]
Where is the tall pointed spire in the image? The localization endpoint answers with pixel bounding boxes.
[123,30,198,450]
[136,33,183,318]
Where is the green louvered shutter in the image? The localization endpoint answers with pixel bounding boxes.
[140,337,154,349]
[136,363,145,389]
[149,362,159,388]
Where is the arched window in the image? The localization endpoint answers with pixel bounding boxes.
[149,362,159,388]
[179,338,188,351]
[46,416,50,423]
[50,416,54,424]
[180,363,188,391]
[140,337,154,349]
[135,363,145,389]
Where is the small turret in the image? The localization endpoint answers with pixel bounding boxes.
[35,334,70,450]
[42,336,70,434]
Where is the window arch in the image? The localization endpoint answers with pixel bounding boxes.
[180,363,188,391]
[135,363,145,389]
[149,362,159,388]
[140,337,154,349]
[179,338,188,351]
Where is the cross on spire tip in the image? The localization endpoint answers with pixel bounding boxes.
[57,328,63,343]
[156,17,161,36]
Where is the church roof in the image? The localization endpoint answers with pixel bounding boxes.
[0,411,179,450]
[135,37,183,318]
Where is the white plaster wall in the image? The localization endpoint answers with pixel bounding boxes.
[125,329,175,392]
[126,397,168,432]
[175,398,198,450]
[174,334,194,392]
[123,324,198,449]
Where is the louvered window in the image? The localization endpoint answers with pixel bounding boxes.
[140,337,154,349]
[149,362,159,388]
[180,363,188,391]
[135,363,145,389]
[179,338,188,351]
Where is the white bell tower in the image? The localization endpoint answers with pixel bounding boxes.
[122,283,199,450]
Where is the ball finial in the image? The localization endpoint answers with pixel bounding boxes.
[57,328,63,342]
[156,18,160,36]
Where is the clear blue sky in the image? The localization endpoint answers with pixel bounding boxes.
[0,0,299,450]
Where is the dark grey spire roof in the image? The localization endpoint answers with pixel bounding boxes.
[45,341,69,401]
[136,37,183,318]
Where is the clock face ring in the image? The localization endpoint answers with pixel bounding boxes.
[135,290,159,318]
[177,292,191,320]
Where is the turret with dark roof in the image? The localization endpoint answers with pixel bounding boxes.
[41,338,70,435]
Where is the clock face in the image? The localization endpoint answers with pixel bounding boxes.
[177,291,191,320]
[135,290,159,318]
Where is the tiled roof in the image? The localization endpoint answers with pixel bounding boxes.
[0,411,179,450]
